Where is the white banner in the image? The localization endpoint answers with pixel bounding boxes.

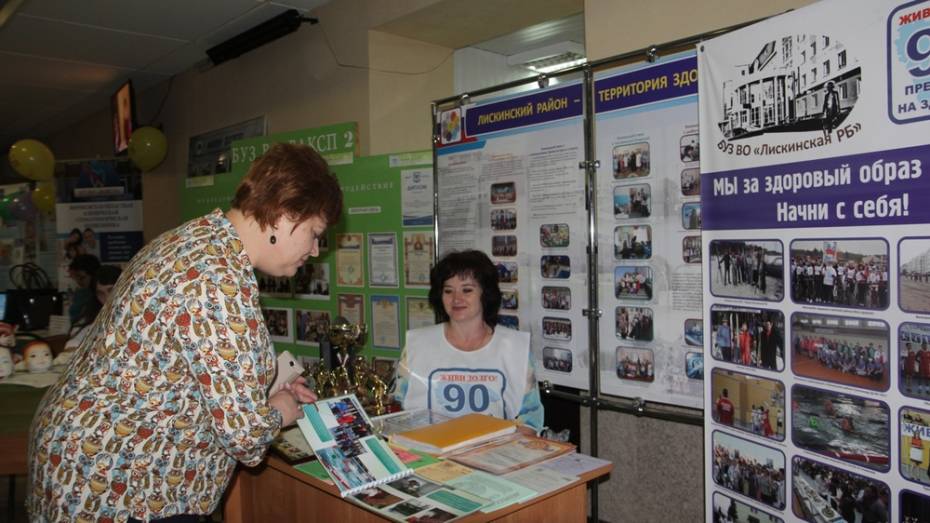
[701,0,930,521]
[436,81,589,389]
[593,52,704,409]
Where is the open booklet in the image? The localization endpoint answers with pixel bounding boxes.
[296,394,413,497]
[349,473,490,522]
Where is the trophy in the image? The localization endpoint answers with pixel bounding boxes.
[308,317,393,415]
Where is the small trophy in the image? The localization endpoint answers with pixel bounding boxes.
[307,317,391,415]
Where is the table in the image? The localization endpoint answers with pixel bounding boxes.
[223,454,611,523]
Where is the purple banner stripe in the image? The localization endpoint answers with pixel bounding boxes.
[465,84,583,136]
[594,56,698,113]
[701,143,930,230]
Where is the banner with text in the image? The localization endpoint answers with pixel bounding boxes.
[700,1,930,521]
[436,80,588,390]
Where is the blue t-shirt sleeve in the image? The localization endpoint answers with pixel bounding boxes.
[516,351,544,433]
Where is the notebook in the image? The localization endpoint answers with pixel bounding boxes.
[389,413,517,455]
[296,394,413,497]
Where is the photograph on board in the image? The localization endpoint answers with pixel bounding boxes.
[791,384,890,472]
[790,238,889,310]
[612,142,650,179]
[614,225,652,260]
[900,322,930,401]
[710,305,784,371]
[711,431,785,511]
[710,240,784,302]
[711,492,783,523]
[791,455,888,523]
[543,346,573,373]
[900,407,930,487]
[900,237,930,314]
[613,184,651,219]
[616,346,654,382]
[711,368,785,441]
[615,306,653,342]
[614,265,653,300]
[792,312,889,391]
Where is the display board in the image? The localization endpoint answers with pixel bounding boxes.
[179,122,358,221]
[700,1,930,520]
[435,81,590,389]
[593,52,704,408]
[256,152,434,368]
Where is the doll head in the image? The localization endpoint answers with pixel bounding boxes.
[0,322,17,349]
[24,341,53,373]
[0,347,12,378]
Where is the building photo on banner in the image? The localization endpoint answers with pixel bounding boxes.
[700,0,930,521]
[594,52,704,409]
[435,79,589,390]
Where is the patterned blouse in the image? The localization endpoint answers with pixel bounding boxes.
[28,209,282,523]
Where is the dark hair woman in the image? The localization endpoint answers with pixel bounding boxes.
[393,249,543,433]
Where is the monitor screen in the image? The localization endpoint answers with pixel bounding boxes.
[0,293,8,323]
[112,80,135,155]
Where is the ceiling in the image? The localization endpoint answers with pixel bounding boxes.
[0,0,330,153]
[0,0,583,161]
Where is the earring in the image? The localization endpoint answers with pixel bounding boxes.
[270,235,277,245]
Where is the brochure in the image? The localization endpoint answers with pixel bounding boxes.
[447,434,575,475]
[296,394,413,497]
[349,473,490,522]
[445,470,538,513]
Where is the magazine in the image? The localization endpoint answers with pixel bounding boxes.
[446,433,575,475]
[271,426,314,464]
[296,394,413,497]
[349,473,490,522]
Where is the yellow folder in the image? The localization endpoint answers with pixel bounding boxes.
[390,413,517,455]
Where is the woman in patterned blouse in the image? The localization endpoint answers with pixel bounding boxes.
[28,143,343,523]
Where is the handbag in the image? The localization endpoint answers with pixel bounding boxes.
[5,263,62,331]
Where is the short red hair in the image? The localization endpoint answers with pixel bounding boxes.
[231,143,343,230]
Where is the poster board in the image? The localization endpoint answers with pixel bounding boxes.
[593,52,704,409]
[700,1,930,520]
[435,79,589,390]
[248,152,434,365]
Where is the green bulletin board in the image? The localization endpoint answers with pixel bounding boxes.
[263,152,434,361]
[179,122,433,363]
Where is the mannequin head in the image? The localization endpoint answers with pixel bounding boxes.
[0,347,12,378]
[0,322,16,349]
[23,341,52,373]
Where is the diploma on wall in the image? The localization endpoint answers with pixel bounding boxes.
[336,233,364,287]
[368,232,399,287]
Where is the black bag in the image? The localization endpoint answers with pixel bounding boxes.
[5,264,62,331]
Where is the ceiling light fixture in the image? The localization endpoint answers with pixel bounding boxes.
[506,41,586,74]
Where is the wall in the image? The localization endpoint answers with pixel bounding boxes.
[581,1,815,521]
[43,0,453,242]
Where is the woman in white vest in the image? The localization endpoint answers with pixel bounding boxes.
[392,250,544,433]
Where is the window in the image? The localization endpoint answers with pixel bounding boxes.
[823,36,830,48]
[802,74,807,88]
[810,40,816,55]
[782,37,792,62]
[823,60,831,76]
[840,83,848,98]
[801,50,807,64]
[838,50,847,68]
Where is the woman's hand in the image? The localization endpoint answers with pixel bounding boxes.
[516,424,538,437]
[269,377,318,427]
[283,376,318,404]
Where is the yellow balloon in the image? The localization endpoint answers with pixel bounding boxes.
[127,126,167,172]
[32,181,56,215]
[8,139,55,181]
